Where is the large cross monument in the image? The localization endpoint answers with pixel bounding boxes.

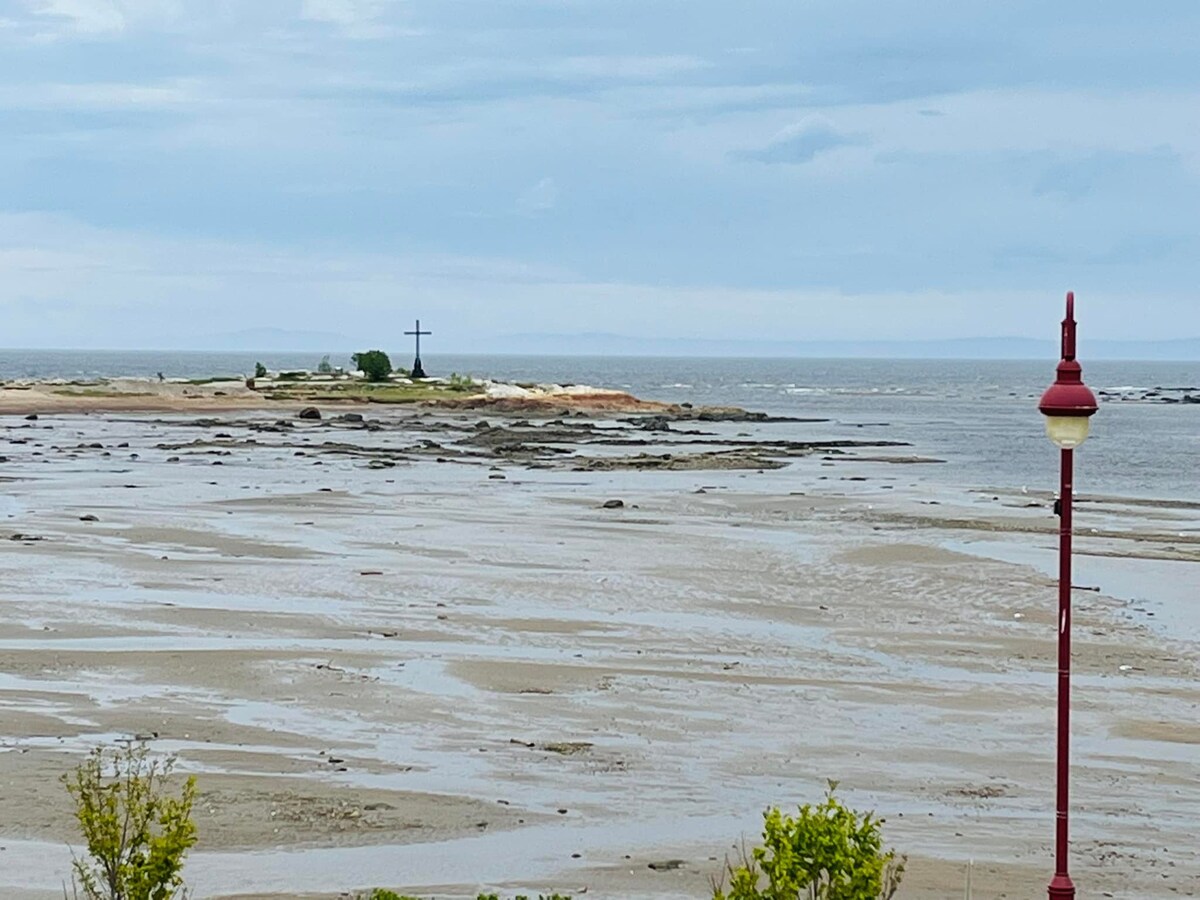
[405,319,431,379]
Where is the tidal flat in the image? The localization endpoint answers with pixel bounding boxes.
[1,403,1197,899]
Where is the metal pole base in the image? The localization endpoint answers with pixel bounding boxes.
[411,358,427,379]
[1048,874,1076,899]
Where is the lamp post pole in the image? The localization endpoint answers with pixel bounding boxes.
[1038,292,1099,900]
[1049,443,1075,900]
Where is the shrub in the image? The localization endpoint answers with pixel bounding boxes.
[713,783,904,900]
[63,743,198,900]
[447,372,479,392]
[317,355,334,374]
[254,362,267,378]
[359,893,571,900]
[352,350,393,382]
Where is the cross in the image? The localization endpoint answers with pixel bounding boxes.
[405,319,431,379]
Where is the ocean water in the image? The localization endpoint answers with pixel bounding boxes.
[1,350,1197,502]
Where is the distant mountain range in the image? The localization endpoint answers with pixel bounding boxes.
[166,328,1200,361]
[498,333,1200,361]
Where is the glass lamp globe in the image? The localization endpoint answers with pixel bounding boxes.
[1044,415,1091,449]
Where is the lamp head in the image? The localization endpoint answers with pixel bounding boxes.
[1039,292,1098,449]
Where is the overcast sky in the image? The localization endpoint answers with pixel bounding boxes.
[1,1,1198,351]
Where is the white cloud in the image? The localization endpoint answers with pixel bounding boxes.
[0,79,198,110]
[737,115,862,164]
[299,0,397,38]
[516,177,559,215]
[548,55,709,81]
[28,0,126,34]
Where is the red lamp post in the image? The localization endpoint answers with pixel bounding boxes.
[1038,291,1099,900]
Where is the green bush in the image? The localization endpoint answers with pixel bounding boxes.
[713,783,904,900]
[359,893,570,900]
[317,355,334,374]
[352,350,394,382]
[447,372,479,392]
[63,743,198,900]
[254,362,267,379]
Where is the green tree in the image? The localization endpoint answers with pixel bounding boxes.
[254,362,267,378]
[317,355,334,374]
[352,350,393,382]
[713,783,904,900]
[63,743,198,900]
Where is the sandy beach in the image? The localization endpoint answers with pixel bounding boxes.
[1,399,1197,898]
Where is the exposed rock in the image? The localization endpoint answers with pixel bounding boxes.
[24,413,38,421]
[298,407,322,420]
[633,415,672,432]
[578,451,788,472]
[541,742,593,755]
[687,407,823,423]
[462,424,599,449]
[79,514,100,522]
[602,499,625,509]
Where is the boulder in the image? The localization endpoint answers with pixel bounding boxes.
[298,407,322,420]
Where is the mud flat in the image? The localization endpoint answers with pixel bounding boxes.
[0,405,1197,899]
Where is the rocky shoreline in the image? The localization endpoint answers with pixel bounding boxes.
[1098,385,1200,404]
[0,372,810,420]
[27,410,915,475]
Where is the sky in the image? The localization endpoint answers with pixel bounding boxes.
[0,0,1198,352]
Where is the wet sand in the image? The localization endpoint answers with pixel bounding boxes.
[1,407,1198,898]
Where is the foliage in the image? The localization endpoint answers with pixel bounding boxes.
[352,350,394,382]
[359,892,571,900]
[317,355,334,374]
[254,362,267,378]
[62,743,198,900]
[447,372,480,392]
[712,783,905,900]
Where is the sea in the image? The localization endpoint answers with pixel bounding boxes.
[1,349,1197,503]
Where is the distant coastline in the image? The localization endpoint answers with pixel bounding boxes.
[5,333,1200,362]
